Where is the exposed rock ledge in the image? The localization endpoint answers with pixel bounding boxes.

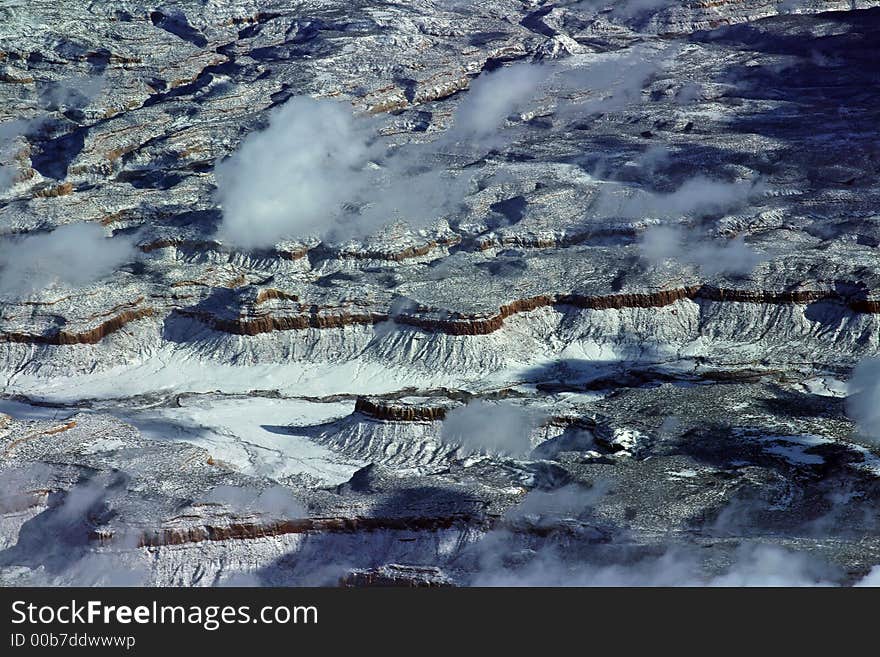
[4,282,876,346]
[339,564,454,587]
[92,514,483,548]
[92,512,607,548]
[178,284,880,339]
[0,308,154,345]
[354,396,451,422]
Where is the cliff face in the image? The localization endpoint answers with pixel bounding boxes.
[103,515,481,549]
[1,3,879,362]
[339,564,455,587]
[0,308,154,345]
[0,283,876,346]
[354,397,450,422]
[164,284,879,340]
[643,0,880,34]
[2,3,880,587]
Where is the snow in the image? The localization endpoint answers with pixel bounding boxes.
[114,396,365,484]
[3,339,551,403]
[0,398,75,421]
[80,436,127,453]
[668,468,699,479]
[800,376,848,398]
[762,443,826,466]
[0,393,366,486]
[5,356,438,402]
[753,433,828,466]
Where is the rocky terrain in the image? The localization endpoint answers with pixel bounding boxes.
[2,0,880,586]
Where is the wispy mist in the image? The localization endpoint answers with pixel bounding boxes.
[214,46,671,249]
[202,484,306,520]
[472,541,841,586]
[847,358,880,445]
[39,75,105,112]
[596,176,761,221]
[570,0,672,20]
[440,401,544,457]
[214,95,473,249]
[640,224,761,276]
[0,119,37,195]
[443,63,549,146]
[468,478,874,586]
[0,223,136,297]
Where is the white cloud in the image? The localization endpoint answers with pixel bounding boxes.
[474,542,839,586]
[214,96,377,249]
[214,95,473,249]
[856,565,880,587]
[556,46,668,116]
[214,48,672,249]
